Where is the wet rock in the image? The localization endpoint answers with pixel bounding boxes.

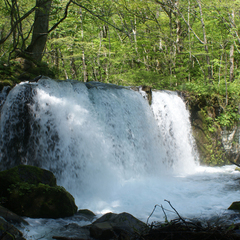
[0,206,28,225]
[229,201,240,211]
[76,209,96,221]
[87,212,149,240]
[141,86,152,105]
[53,223,91,240]
[0,217,25,240]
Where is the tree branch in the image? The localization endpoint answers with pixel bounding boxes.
[164,199,191,230]
[48,0,72,34]
[71,0,124,33]
[0,0,51,45]
[155,0,204,45]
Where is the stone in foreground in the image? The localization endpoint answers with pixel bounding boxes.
[228,201,240,211]
[0,165,77,218]
[87,212,149,240]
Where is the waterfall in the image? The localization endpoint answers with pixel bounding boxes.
[0,77,202,219]
[151,90,199,172]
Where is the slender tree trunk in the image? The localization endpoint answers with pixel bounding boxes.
[174,0,181,54]
[107,28,111,82]
[59,49,68,79]
[218,49,223,86]
[188,0,191,82]
[70,56,77,79]
[224,52,228,106]
[229,44,234,82]
[132,15,139,60]
[79,7,88,82]
[229,10,235,82]
[97,29,103,81]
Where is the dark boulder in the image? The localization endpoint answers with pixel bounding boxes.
[76,209,96,221]
[0,165,77,218]
[87,212,149,240]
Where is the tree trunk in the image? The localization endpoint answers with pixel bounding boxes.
[229,44,234,82]
[229,10,235,82]
[26,0,52,62]
[80,7,88,82]
[188,0,191,82]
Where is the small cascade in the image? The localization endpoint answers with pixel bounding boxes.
[151,90,199,172]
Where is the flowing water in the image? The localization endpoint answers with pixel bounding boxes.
[0,77,240,239]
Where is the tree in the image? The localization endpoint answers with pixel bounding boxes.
[26,0,52,62]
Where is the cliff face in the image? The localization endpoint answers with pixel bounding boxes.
[186,95,240,166]
[221,126,240,160]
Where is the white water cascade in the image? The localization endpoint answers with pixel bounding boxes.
[0,77,240,229]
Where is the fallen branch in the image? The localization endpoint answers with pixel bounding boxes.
[229,159,240,167]
[146,204,161,225]
[164,199,187,225]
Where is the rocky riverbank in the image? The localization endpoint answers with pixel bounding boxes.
[1,165,240,240]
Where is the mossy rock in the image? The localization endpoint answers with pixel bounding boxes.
[0,165,56,198]
[6,183,77,218]
[0,165,77,218]
[228,201,240,211]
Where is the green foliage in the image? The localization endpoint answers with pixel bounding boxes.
[8,182,35,196]
[217,107,240,128]
[183,80,240,130]
[197,109,225,166]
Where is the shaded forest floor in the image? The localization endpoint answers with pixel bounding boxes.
[0,58,55,91]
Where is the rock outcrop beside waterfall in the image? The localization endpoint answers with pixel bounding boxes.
[185,93,240,166]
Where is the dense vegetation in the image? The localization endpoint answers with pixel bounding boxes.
[0,0,240,165]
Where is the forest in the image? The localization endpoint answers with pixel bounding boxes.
[0,0,240,165]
